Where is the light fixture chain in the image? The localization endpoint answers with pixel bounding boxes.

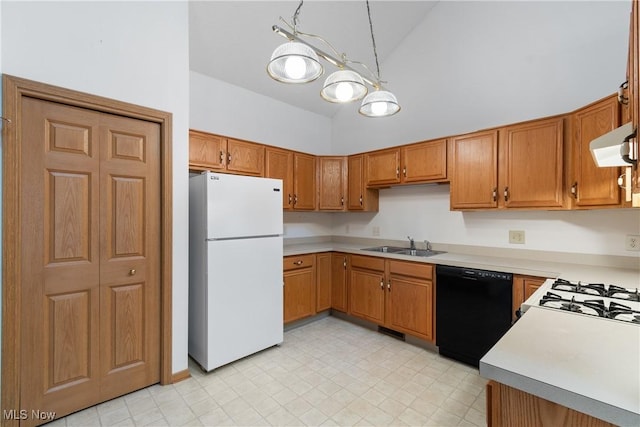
[366,0,381,82]
[293,0,304,33]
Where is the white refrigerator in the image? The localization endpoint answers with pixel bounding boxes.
[188,172,283,372]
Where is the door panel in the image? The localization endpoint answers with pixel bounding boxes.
[99,113,160,401]
[20,96,160,423]
[21,98,102,423]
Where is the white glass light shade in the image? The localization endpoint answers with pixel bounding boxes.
[267,42,323,83]
[359,90,400,117]
[320,70,368,103]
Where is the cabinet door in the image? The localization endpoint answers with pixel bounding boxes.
[450,130,499,209]
[632,0,640,206]
[513,275,548,321]
[386,275,433,341]
[331,253,348,313]
[349,268,385,324]
[189,130,225,171]
[316,253,332,312]
[500,118,565,209]
[318,157,346,210]
[366,148,401,186]
[347,154,378,211]
[265,147,294,209]
[293,152,316,210]
[571,96,622,207]
[283,268,316,324]
[226,138,264,176]
[401,139,447,183]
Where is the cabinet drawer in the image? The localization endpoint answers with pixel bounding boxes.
[283,254,315,271]
[351,255,385,271]
[389,261,433,280]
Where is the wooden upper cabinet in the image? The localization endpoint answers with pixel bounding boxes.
[401,139,447,183]
[365,148,401,186]
[293,152,316,210]
[450,130,499,210]
[318,156,347,210]
[189,130,226,171]
[347,154,378,211]
[499,117,565,209]
[570,95,622,208]
[189,130,264,176]
[365,139,448,188]
[630,0,640,207]
[225,138,264,176]
[265,147,294,209]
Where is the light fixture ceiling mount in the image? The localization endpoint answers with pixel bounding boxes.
[267,0,400,118]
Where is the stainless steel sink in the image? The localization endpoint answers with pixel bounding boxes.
[361,246,407,253]
[362,246,446,257]
[395,249,446,257]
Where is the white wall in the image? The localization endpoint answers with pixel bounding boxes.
[2,1,191,374]
[327,0,640,258]
[190,71,332,155]
[332,185,640,257]
[331,1,631,153]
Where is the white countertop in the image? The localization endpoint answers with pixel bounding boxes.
[479,306,640,426]
[284,241,640,287]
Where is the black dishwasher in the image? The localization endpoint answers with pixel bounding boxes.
[436,265,513,367]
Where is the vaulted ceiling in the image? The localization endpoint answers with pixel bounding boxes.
[189,1,438,117]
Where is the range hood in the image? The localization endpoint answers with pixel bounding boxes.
[589,122,636,167]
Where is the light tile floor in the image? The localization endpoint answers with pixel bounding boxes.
[50,317,487,426]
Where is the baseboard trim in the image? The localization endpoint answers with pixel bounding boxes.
[171,369,191,383]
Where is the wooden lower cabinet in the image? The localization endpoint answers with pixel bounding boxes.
[331,253,348,312]
[486,381,615,427]
[316,252,332,312]
[349,255,435,341]
[283,255,316,324]
[512,275,548,321]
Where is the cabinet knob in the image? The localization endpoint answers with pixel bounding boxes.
[396,167,400,177]
[503,187,509,202]
[341,196,344,206]
[227,153,232,163]
[129,269,136,276]
[571,182,578,199]
[380,279,384,289]
[403,167,407,177]
[618,80,629,105]
[288,194,292,205]
[359,195,363,206]
[492,187,497,202]
[293,260,303,266]
[293,195,298,205]
[219,151,225,164]
[387,281,391,292]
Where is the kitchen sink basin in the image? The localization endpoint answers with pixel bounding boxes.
[362,246,446,257]
[395,249,446,257]
[362,246,407,253]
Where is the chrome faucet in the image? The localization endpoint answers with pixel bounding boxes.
[424,240,432,251]
[407,236,415,250]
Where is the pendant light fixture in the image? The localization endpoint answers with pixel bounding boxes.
[267,0,400,117]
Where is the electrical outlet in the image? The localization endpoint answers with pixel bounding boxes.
[509,230,525,244]
[625,235,640,251]
[372,226,380,237]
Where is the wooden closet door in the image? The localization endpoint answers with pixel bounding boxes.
[98,113,161,401]
[20,98,102,421]
[19,97,161,424]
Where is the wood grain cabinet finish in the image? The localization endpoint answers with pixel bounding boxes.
[318,156,347,210]
[365,139,448,188]
[316,253,332,312]
[450,130,500,209]
[570,95,623,208]
[499,117,565,209]
[349,255,434,341]
[486,380,615,427]
[283,255,316,324]
[347,154,379,211]
[293,152,317,210]
[512,275,548,321]
[189,130,264,176]
[331,253,348,313]
[265,147,294,209]
[451,117,565,210]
